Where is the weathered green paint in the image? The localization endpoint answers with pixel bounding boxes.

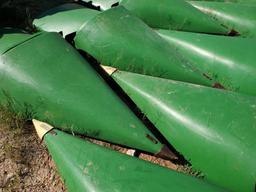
[42,129,226,192]
[0,28,39,54]
[33,3,100,37]
[75,6,227,89]
[157,29,256,96]
[109,70,256,192]
[0,30,164,155]
[190,1,256,38]
[119,0,230,34]
[81,0,119,10]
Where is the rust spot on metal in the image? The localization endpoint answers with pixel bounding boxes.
[156,145,178,160]
[145,134,158,144]
[228,29,240,36]
[212,83,225,89]
[49,130,57,136]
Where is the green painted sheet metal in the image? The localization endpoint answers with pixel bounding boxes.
[109,69,256,192]
[0,28,40,54]
[157,29,256,96]
[75,6,226,89]
[190,1,256,38]
[41,128,226,192]
[33,3,100,37]
[119,0,230,34]
[81,0,119,10]
[0,31,165,155]
[34,4,253,94]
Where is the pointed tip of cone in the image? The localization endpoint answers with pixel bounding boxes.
[101,65,117,76]
[32,119,54,140]
[156,145,178,160]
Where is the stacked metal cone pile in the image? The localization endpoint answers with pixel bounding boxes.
[1,0,256,191]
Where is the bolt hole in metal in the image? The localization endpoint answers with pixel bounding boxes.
[145,134,158,144]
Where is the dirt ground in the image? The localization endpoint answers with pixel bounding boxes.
[0,121,67,192]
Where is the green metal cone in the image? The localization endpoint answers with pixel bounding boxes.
[33,120,227,192]
[75,6,225,89]
[0,30,165,155]
[119,0,230,34]
[157,29,256,96]
[33,3,100,37]
[189,1,256,38]
[0,28,40,54]
[106,68,256,192]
